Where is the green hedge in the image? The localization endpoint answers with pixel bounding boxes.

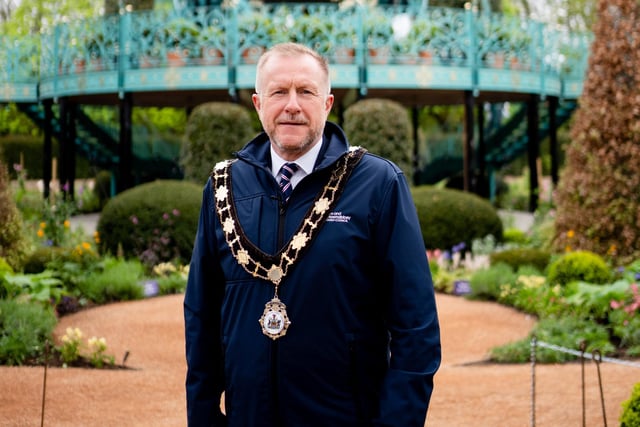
[411,186,503,250]
[0,135,93,179]
[180,102,256,184]
[490,248,551,272]
[97,180,202,266]
[343,98,413,178]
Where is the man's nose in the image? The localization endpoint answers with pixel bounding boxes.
[284,91,302,112]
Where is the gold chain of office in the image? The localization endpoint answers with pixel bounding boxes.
[211,146,366,287]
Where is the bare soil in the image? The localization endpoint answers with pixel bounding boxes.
[1,293,637,426]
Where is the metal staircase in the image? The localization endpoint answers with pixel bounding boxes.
[419,100,578,185]
[16,103,118,169]
[484,100,578,169]
[15,103,182,180]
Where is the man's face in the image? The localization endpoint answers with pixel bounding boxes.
[252,53,334,161]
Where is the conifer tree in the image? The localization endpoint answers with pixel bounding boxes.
[553,0,640,264]
[0,161,27,269]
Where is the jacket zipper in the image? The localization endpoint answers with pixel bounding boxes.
[272,197,287,426]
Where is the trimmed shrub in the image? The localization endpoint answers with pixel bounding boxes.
[180,102,256,183]
[0,299,57,365]
[343,98,413,178]
[490,248,551,272]
[547,250,612,286]
[411,186,503,250]
[0,161,28,270]
[97,180,202,266]
[620,383,640,427]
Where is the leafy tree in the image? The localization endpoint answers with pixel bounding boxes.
[553,0,640,265]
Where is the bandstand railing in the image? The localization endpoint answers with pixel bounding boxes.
[0,3,591,104]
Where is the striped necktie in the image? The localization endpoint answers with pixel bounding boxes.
[278,162,298,203]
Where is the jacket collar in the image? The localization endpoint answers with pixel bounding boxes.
[234,122,350,173]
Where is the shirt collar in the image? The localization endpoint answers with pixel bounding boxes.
[270,137,323,178]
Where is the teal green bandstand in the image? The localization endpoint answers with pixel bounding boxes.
[0,1,590,210]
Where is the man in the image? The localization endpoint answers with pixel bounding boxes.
[184,42,441,427]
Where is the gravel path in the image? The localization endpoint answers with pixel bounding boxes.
[1,293,637,426]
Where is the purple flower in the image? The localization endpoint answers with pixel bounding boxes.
[172,209,180,217]
[62,182,70,192]
[13,163,23,172]
[142,280,159,298]
[634,272,640,281]
[130,215,139,225]
[162,213,170,221]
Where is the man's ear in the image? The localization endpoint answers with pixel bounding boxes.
[325,94,334,113]
[252,93,261,112]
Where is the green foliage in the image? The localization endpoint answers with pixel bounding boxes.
[0,104,39,136]
[620,383,640,427]
[469,262,516,301]
[0,299,57,365]
[0,270,67,306]
[489,248,551,272]
[23,246,72,274]
[431,268,466,294]
[78,257,145,304]
[180,102,255,183]
[0,161,28,270]
[609,282,640,353]
[343,98,413,178]
[502,272,561,317]
[411,186,503,250]
[0,258,13,276]
[37,197,76,247]
[502,227,529,245]
[564,280,630,321]
[547,250,612,286]
[97,180,202,266]
[490,316,613,363]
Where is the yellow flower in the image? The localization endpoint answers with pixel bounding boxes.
[39,222,46,229]
[565,245,572,252]
[567,230,575,239]
[82,242,91,250]
[37,229,45,238]
[64,220,71,228]
[94,231,101,244]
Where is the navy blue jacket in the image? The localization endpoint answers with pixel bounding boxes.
[184,122,441,427]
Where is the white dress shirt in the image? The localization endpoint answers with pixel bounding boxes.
[270,138,323,189]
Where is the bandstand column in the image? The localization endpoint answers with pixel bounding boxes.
[548,96,559,188]
[476,102,486,197]
[42,100,53,199]
[463,90,475,192]
[58,101,77,199]
[118,92,134,193]
[527,94,540,212]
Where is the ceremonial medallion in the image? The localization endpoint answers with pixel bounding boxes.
[259,297,291,340]
[213,147,367,340]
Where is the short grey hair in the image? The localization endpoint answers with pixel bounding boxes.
[255,42,331,94]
